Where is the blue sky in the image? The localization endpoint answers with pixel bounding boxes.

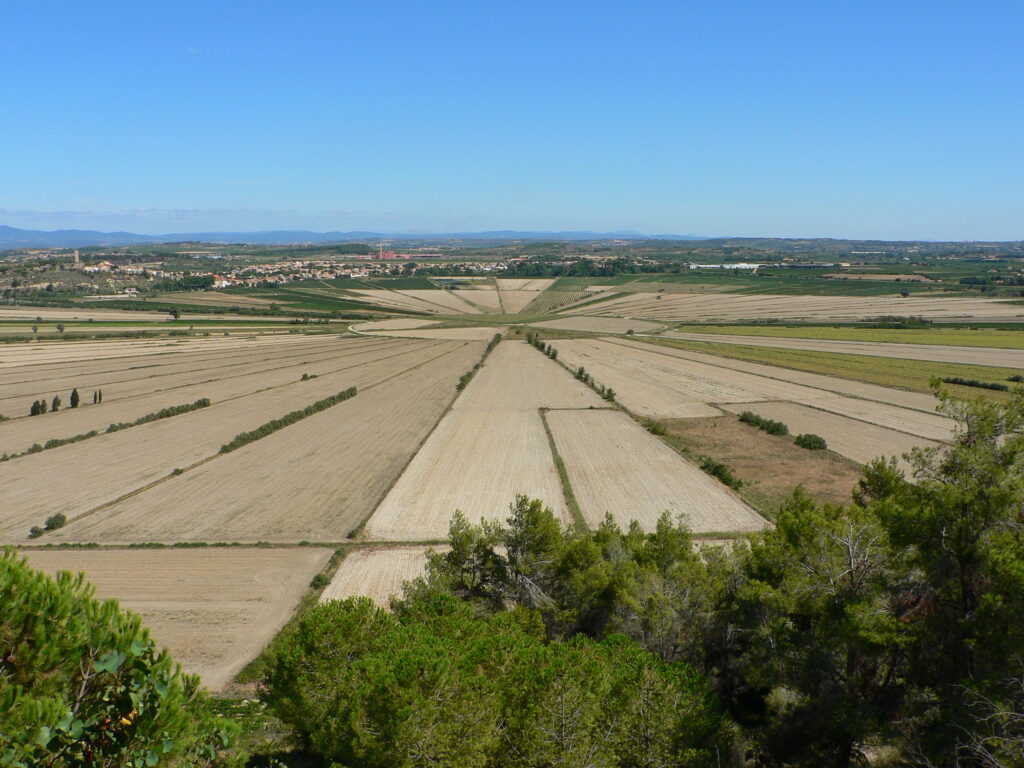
[2,1,1022,239]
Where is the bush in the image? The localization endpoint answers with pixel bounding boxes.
[44,513,66,531]
[699,457,743,489]
[643,418,667,436]
[941,376,1009,391]
[0,550,235,765]
[310,573,330,589]
[795,433,828,450]
[1009,374,1023,383]
[738,411,789,435]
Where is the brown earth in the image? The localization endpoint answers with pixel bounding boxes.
[663,415,864,514]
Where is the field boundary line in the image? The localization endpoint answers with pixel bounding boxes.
[348,337,503,540]
[538,407,587,531]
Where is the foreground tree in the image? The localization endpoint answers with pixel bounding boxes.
[0,549,236,767]
[261,592,728,767]
[867,386,1024,762]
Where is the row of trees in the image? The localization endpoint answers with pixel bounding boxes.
[27,388,101,416]
[261,386,1024,767]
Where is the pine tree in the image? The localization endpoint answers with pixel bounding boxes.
[69,388,79,408]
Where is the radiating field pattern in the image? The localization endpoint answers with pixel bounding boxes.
[6,293,988,693]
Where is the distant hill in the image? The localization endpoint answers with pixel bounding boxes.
[0,225,710,250]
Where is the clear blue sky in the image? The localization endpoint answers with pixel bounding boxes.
[2,1,1022,239]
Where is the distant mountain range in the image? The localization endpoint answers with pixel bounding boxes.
[0,225,710,250]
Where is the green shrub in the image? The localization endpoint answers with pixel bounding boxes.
[43,513,66,531]
[795,433,828,450]
[699,457,744,489]
[738,411,789,435]
[310,573,330,590]
[941,376,1009,391]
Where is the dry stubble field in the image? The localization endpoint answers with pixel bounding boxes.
[364,341,604,540]
[320,546,441,606]
[546,408,766,532]
[21,547,332,692]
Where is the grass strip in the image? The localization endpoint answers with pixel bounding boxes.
[641,336,1023,402]
[538,407,586,531]
[219,387,357,453]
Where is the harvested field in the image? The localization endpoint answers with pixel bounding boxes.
[458,287,503,313]
[395,290,481,314]
[367,326,507,340]
[497,279,559,314]
[347,289,443,314]
[156,291,279,307]
[0,336,414,456]
[665,332,1024,368]
[350,318,439,331]
[546,409,766,533]
[550,338,955,440]
[0,338,462,541]
[21,547,331,691]
[320,546,437,606]
[364,341,604,540]
[719,401,940,472]
[618,339,942,412]
[0,306,195,322]
[499,290,541,314]
[642,337,1018,405]
[670,324,1024,350]
[53,341,484,543]
[496,279,555,291]
[565,292,1024,323]
[527,316,664,334]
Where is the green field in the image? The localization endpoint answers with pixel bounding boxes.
[643,336,1024,401]
[673,324,1024,349]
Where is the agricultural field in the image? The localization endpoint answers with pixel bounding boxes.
[646,336,1023,402]
[665,331,1024,368]
[718,401,940,473]
[10,275,1009,698]
[364,341,604,540]
[52,340,483,543]
[670,324,1024,349]
[564,291,1024,323]
[526,316,664,334]
[546,408,766,532]
[548,337,955,441]
[320,546,438,606]
[0,336,474,540]
[21,547,332,692]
